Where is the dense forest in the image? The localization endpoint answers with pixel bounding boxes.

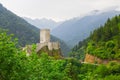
[87,15,120,59]
[0,16,120,79]
[71,15,120,60]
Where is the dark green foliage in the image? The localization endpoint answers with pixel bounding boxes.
[0,31,120,80]
[69,38,89,60]
[87,15,120,59]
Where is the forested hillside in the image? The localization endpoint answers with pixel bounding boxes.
[0,28,120,80]
[0,4,70,56]
[71,15,120,60]
[0,4,39,46]
[87,15,120,59]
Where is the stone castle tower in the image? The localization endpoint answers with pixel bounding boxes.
[36,29,60,51]
[25,29,62,58]
[40,29,50,43]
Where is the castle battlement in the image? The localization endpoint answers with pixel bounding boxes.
[48,42,60,50]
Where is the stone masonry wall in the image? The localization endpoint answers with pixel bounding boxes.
[48,42,60,50]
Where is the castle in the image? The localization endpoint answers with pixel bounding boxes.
[25,29,62,58]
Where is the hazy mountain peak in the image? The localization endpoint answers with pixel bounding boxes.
[0,3,3,6]
[39,18,55,22]
[23,17,62,30]
[0,3,6,11]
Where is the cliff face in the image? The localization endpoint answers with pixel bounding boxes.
[84,54,120,64]
[84,54,102,64]
[37,46,63,59]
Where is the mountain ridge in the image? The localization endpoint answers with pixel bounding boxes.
[23,17,62,30]
[51,10,120,47]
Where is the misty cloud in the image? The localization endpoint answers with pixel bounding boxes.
[0,0,120,21]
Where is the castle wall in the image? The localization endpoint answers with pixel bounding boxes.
[36,42,60,52]
[48,42,60,50]
[36,43,48,52]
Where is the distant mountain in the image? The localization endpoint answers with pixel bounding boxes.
[23,17,62,30]
[51,10,120,47]
[0,3,70,56]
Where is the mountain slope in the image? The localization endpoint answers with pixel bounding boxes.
[0,4,39,46]
[0,3,70,56]
[71,15,120,60]
[86,15,120,60]
[23,17,62,30]
[52,10,120,47]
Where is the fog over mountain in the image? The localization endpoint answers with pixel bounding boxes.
[51,9,120,47]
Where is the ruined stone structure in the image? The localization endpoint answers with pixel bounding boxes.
[36,29,60,51]
[25,29,62,58]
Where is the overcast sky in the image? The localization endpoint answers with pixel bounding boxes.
[0,0,120,21]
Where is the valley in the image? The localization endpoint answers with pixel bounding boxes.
[0,2,120,80]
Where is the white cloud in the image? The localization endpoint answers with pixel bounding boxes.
[0,0,120,21]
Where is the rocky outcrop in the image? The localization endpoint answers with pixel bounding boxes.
[84,53,120,64]
[37,46,63,59]
[84,54,102,64]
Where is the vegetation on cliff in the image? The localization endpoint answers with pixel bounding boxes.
[87,15,120,59]
[37,46,62,59]
[71,15,120,60]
